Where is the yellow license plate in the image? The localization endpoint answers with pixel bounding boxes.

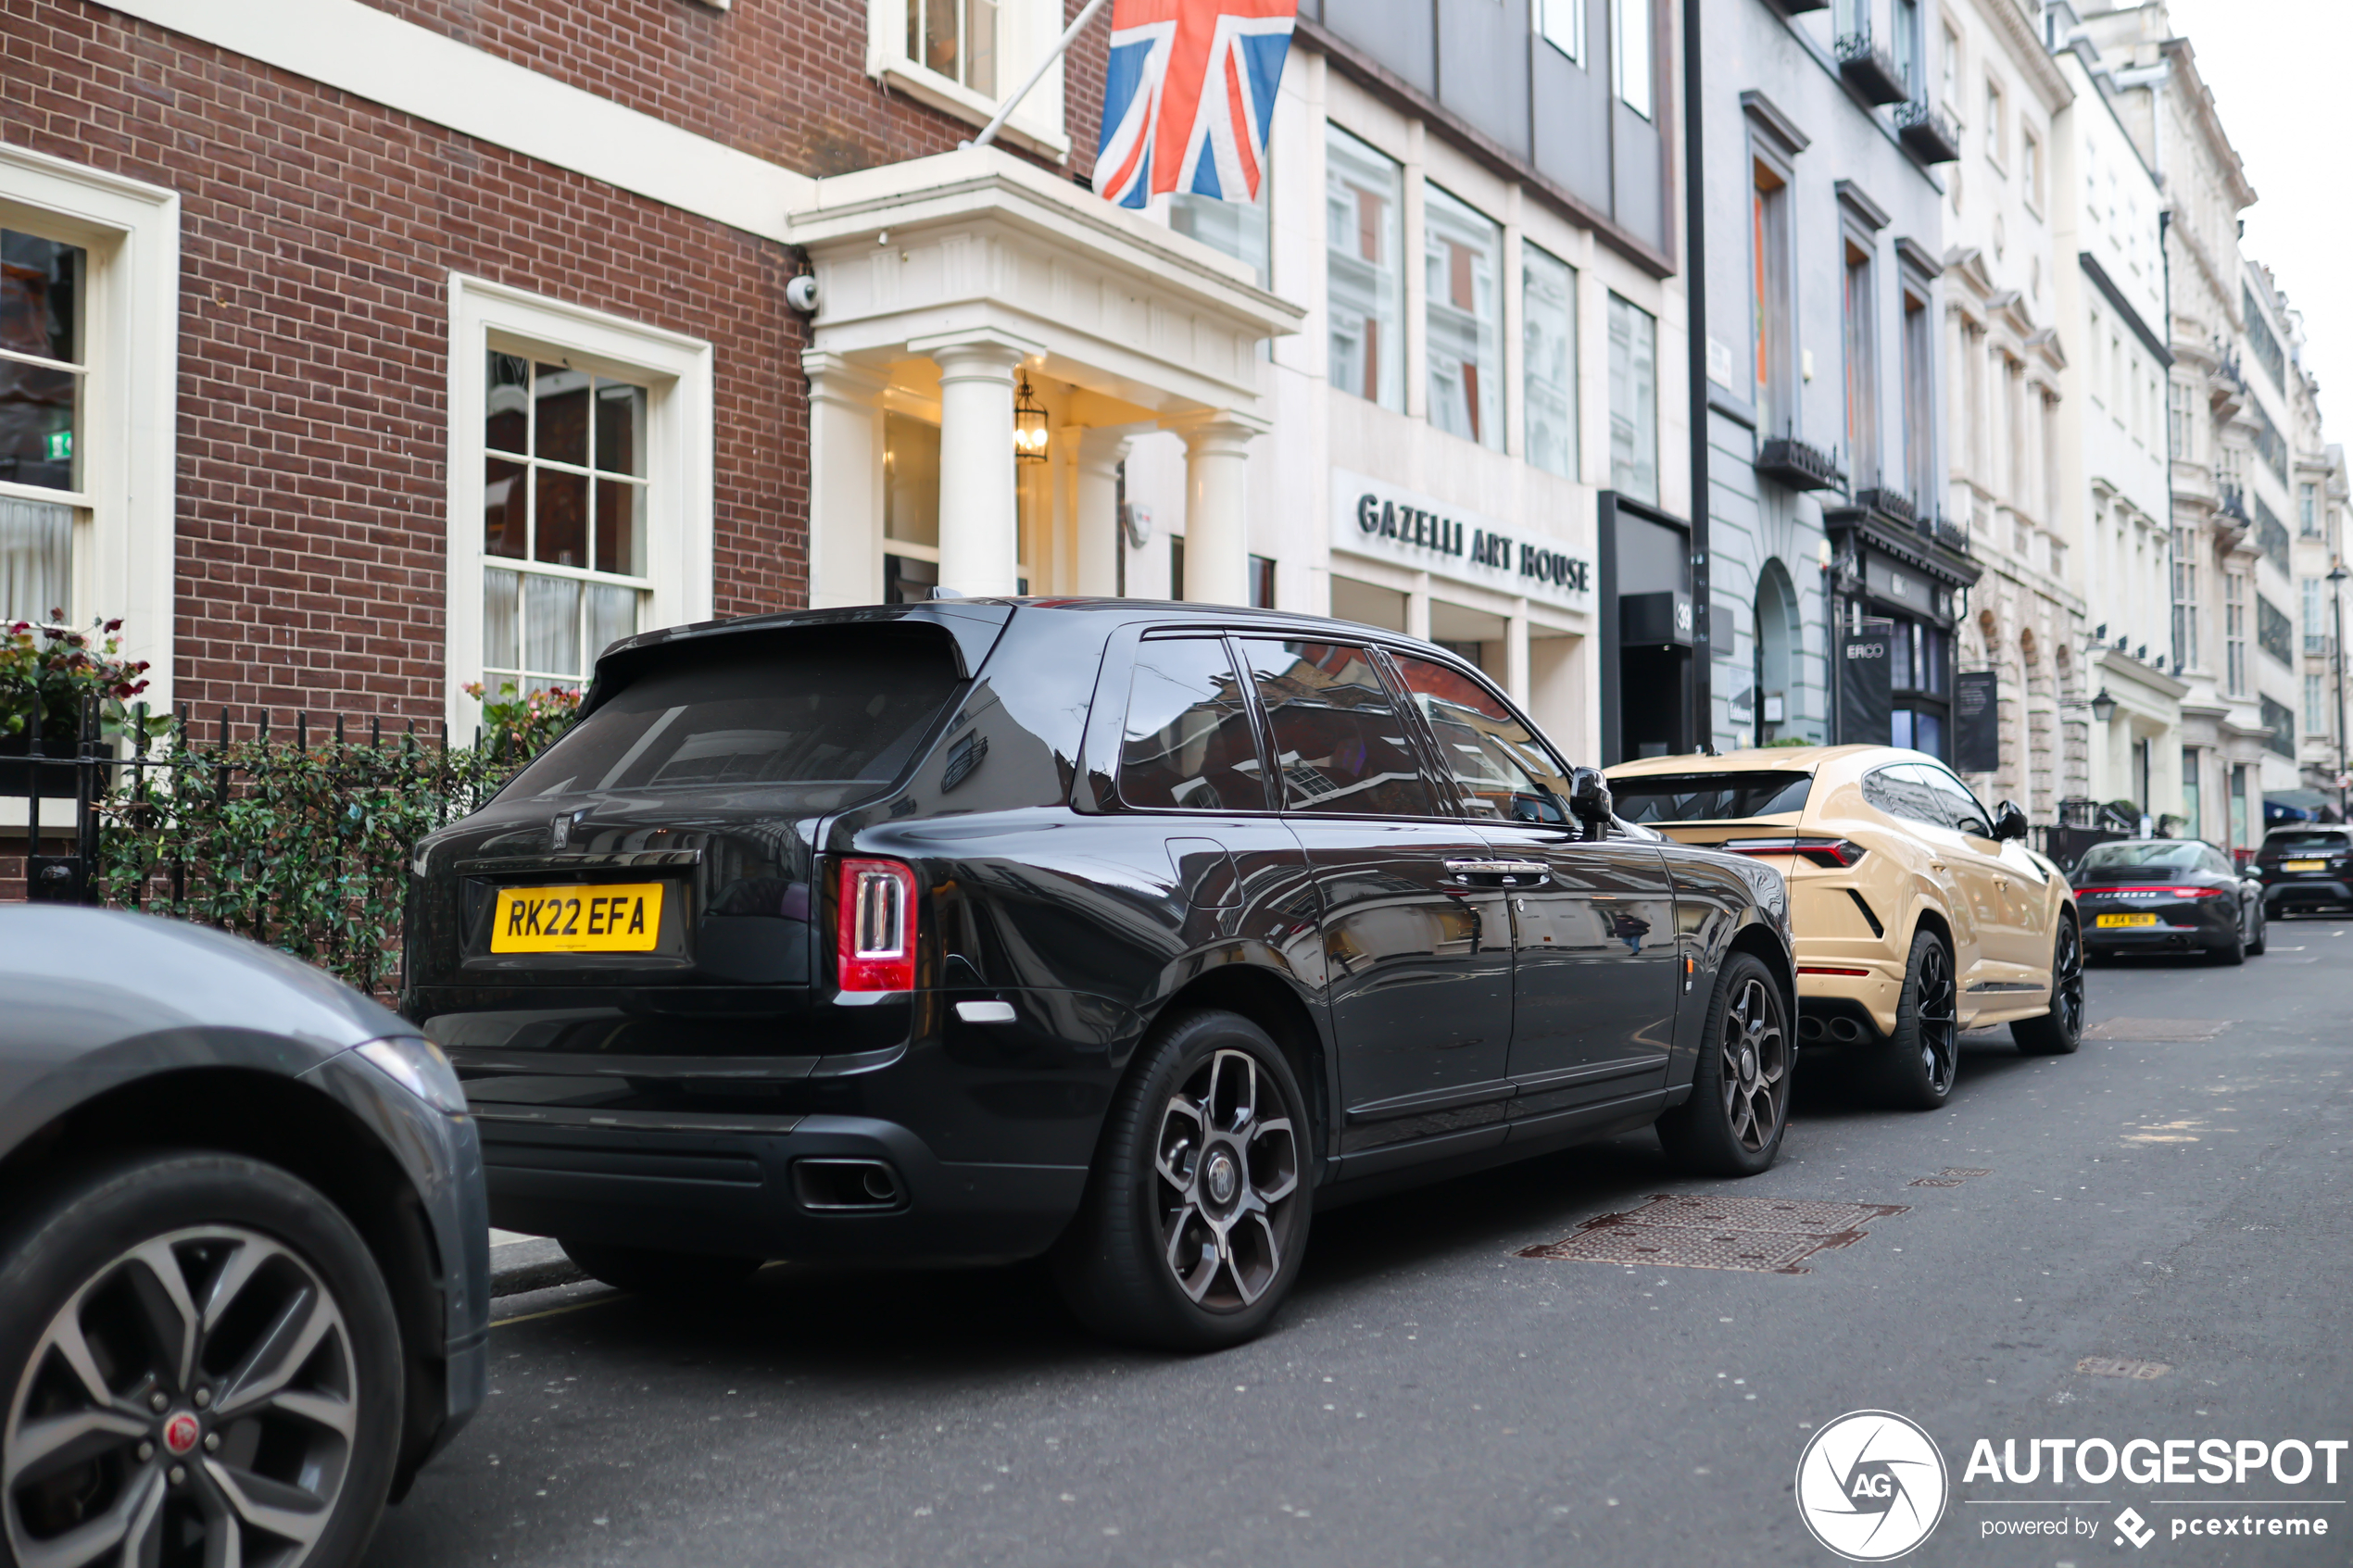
[2285,859,2326,872]
[490,883,664,952]
[2094,912,2161,929]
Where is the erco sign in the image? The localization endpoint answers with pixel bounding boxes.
[1328,468,1592,613]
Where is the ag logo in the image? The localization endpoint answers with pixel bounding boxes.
[1794,1410,1950,1561]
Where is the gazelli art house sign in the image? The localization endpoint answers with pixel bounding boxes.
[1330,470,1592,614]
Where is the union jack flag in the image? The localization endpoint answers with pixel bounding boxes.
[1095,0,1298,210]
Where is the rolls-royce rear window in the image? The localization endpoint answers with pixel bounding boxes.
[1614,771,1814,823]
[501,630,961,804]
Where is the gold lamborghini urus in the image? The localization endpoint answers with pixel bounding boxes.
[1605,746,2082,1108]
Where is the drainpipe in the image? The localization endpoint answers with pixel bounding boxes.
[1683,0,1712,751]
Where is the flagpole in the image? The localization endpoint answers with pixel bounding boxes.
[965,0,1114,152]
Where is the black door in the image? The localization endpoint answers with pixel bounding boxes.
[1232,637,1515,1156]
[1387,652,1679,1118]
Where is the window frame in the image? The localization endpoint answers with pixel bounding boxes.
[1614,0,1655,119]
[1521,241,1579,480]
[1325,124,1407,413]
[1749,146,1797,440]
[0,145,179,713]
[864,0,1068,157]
[1606,291,1659,504]
[1114,632,1276,814]
[445,275,713,734]
[1423,182,1504,452]
[1537,0,1586,66]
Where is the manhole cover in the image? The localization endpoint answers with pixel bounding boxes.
[2083,1018,2231,1041]
[2076,1356,2170,1380]
[1517,1194,1908,1274]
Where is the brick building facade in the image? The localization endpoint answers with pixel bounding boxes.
[1,0,1113,735]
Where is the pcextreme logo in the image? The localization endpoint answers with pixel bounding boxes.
[1795,1411,1951,1562]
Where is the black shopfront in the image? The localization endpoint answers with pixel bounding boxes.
[1824,505,1980,762]
[1598,493,1700,763]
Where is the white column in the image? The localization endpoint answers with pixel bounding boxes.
[1074,426,1135,598]
[910,328,1039,598]
[1506,597,1531,705]
[1175,412,1266,606]
[1407,571,1431,640]
[801,350,890,608]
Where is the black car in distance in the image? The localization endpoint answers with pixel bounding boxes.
[2254,823,2353,917]
[0,908,489,1568]
[2073,838,2267,964]
[405,600,1795,1349]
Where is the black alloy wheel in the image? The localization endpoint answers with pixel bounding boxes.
[2211,909,2247,966]
[1656,952,1790,1176]
[1052,1009,1311,1350]
[0,1154,401,1568]
[2246,898,2268,956]
[1875,928,1960,1110]
[2013,917,2084,1056]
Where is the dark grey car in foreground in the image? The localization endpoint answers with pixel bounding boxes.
[0,908,489,1568]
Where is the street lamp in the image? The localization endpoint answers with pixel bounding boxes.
[2090,687,2118,724]
[2331,562,2349,822]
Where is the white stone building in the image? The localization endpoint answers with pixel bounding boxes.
[2046,7,2182,819]
[1941,0,2088,819]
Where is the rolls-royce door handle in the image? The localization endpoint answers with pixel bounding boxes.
[1441,859,1552,886]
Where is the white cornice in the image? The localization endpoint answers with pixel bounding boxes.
[97,0,812,240]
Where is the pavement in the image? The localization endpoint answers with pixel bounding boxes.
[377,921,2353,1567]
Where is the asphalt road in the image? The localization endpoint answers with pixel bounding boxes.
[368,920,2353,1567]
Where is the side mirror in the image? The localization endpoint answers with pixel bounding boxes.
[1994,800,2030,842]
[1569,767,1615,841]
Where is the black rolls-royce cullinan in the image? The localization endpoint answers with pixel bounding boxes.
[404,601,1795,1348]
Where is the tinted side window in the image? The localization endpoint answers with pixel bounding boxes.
[1234,638,1441,817]
[2202,848,2235,878]
[1915,765,1993,837]
[1389,653,1569,823]
[1861,765,1942,827]
[1118,637,1267,811]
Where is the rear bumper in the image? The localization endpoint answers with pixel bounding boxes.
[2081,903,2236,950]
[2259,877,2353,908]
[478,1112,1088,1264]
[1793,963,1902,1040]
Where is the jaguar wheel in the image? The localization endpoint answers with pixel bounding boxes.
[1874,928,1960,1110]
[1052,1010,1311,1350]
[2013,916,2084,1056]
[1656,952,1790,1176]
[0,1153,401,1568]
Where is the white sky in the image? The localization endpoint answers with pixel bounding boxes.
[2158,0,2353,433]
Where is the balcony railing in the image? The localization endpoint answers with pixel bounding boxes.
[1894,100,1961,163]
[2218,486,2251,526]
[1835,31,1911,106]
[1926,512,1972,555]
[1755,436,1844,492]
[1856,486,1919,526]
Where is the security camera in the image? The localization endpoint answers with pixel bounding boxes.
[786,274,819,315]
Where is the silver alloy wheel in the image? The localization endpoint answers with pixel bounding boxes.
[1719,975,1788,1152]
[1918,940,1958,1094]
[1154,1048,1302,1310]
[4,1225,359,1568]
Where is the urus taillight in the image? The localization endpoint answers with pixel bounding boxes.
[837,858,919,992]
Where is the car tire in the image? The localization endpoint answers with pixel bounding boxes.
[1655,952,1791,1177]
[2012,916,2084,1057]
[1872,928,1961,1110]
[0,1153,403,1568]
[2246,902,2267,956]
[1051,1009,1312,1351]
[557,1241,761,1297]
[2210,920,2246,966]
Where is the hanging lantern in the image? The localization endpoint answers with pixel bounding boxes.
[1013,373,1050,464]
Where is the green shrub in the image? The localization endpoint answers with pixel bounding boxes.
[92,685,582,997]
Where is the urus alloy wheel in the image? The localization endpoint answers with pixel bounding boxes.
[1718,973,1789,1153]
[1154,1048,1302,1311]
[4,1225,360,1568]
[2049,919,2084,1036]
[1916,938,1959,1096]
